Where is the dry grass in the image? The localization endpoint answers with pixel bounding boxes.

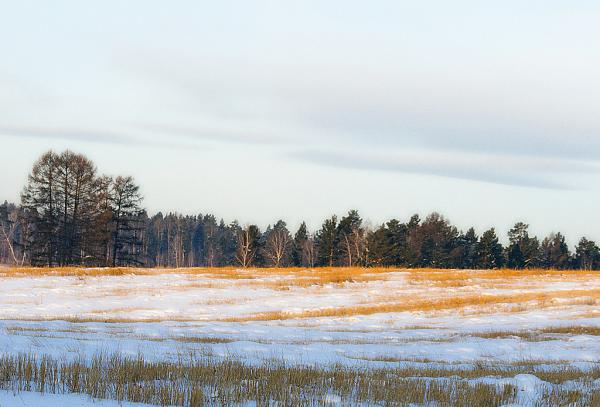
[2,266,599,323]
[405,268,600,288]
[2,265,597,281]
[171,336,234,344]
[4,326,92,335]
[3,287,597,324]
[0,266,145,277]
[2,351,599,406]
[223,288,600,322]
[473,325,600,341]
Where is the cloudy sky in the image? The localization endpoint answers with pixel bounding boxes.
[1,1,599,244]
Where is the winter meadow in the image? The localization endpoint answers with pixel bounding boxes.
[2,2,600,406]
[0,151,598,406]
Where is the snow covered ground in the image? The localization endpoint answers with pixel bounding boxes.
[1,310,599,369]
[0,390,152,406]
[0,268,598,405]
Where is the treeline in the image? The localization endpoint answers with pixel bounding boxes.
[1,150,599,269]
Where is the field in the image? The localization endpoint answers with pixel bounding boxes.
[0,266,599,406]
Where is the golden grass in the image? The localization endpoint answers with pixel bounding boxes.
[3,265,598,277]
[0,266,143,276]
[223,288,600,322]
[3,266,598,294]
[405,268,599,286]
[574,310,600,319]
[2,266,599,322]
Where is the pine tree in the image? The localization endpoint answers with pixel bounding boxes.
[366,224,390,266]
[316,216,337,266]
[404,214,422,267]
[110,176,144,266]
[449,227,478,269]
[574,237,600,270]
[507,223,539,269]
[21,151,60,266]
[292,222,309,267]
[476,228,504,269]
[540,233,570,269]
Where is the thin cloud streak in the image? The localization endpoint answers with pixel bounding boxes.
[292,148,599,190]
[137,123,282,146]
[120,50,600,161]
[0,126,205,151]
[0,126,136,145]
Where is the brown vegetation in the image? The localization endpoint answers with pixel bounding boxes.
[224,288,600,322]
[1,351,599,406]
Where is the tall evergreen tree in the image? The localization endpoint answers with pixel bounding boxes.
[110,176,144,266]
[407,213,459,268]
[574,237,600,270]
[540,232,570,269]
[292,222,309,267]
[404,214,422,267]
[507,222,539,269]
[366,224,391,266]
[316,216,337,266]
[450,227,478,269]
[476,228,504,269]
[21,151,59,266]
[386,219,408,266]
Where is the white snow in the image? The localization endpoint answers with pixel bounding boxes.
[0,390,151,406]
[0,269,598,405]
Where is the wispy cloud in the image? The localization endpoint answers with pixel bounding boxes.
[291,148,600,190]
[137,123,281,146]
[0,126,136,145]
[0,126,204,151]
[118,47,600,163]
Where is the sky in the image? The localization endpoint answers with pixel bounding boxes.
[1,1,599,245]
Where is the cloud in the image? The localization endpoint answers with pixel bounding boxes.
[291,148,600,190]
[0,126,136,145]
[119,48,600,162]
[137,123,282,146]
[0,126,204,151]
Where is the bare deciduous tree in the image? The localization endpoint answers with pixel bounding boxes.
[301,235,316,268]
[263,221,291,267]
[0,206,23,265]
[236,225,259,268]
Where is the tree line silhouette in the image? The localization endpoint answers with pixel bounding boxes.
[1,150,599,269]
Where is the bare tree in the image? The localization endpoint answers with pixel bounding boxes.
[302,234,316,267]
[236,225,260,267]
[0,205,23,265]
[263,221,291,267]
[336,210,366,266]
